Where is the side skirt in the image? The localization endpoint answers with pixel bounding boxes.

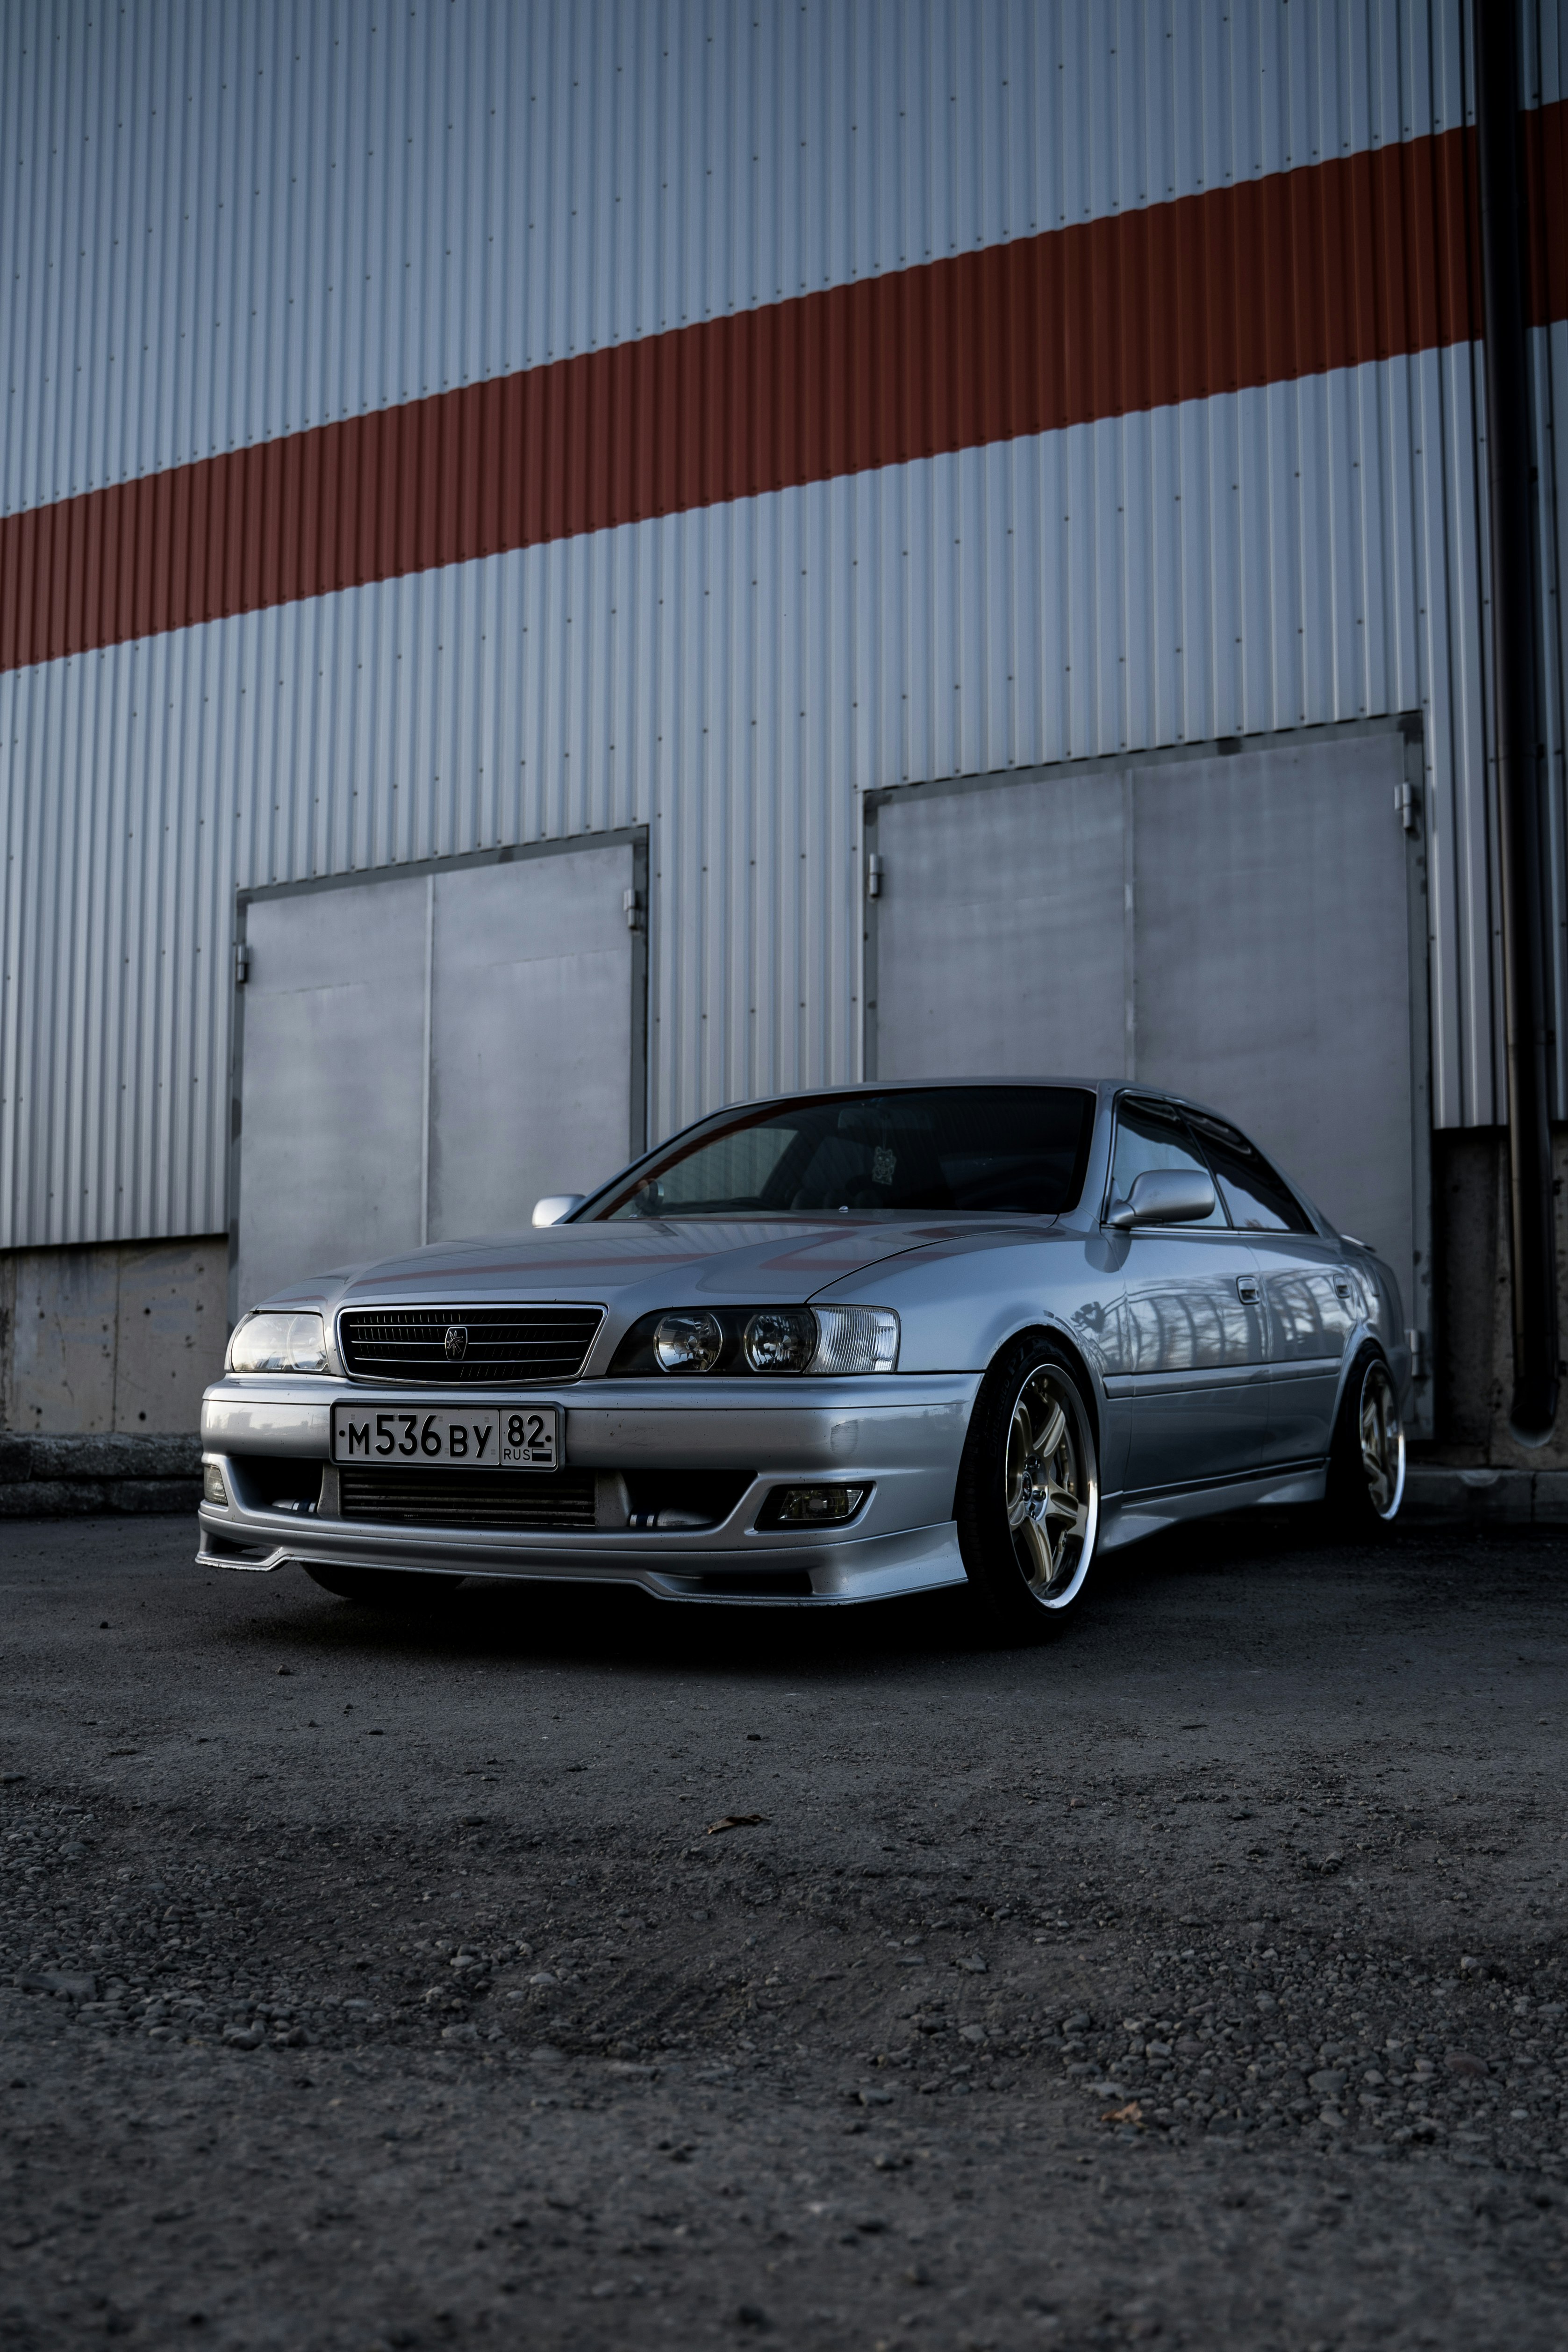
[1098,1462,1328,1552]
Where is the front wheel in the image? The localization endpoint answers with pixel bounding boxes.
[955,1334,1100,1641]
[1326,1347,1405,1532]
[303,1564,466,1609]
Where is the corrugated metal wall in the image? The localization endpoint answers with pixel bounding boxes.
[0,0,1469,515]
[1,0,1564,1252]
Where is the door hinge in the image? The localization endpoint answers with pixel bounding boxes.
[1406,1327,1426,1379]
[623,887,643,932]
[866,851,884,900]
[234,941,251,985]
[1396,779,1420,833]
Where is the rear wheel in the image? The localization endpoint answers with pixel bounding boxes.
[303,1565,466,1609]
[1326,1347,1404,1531]
[955,1333,1099,1641]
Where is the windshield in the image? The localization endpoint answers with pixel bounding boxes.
[585,1087,1096,1219]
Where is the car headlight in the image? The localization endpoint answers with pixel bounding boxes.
[654,1311,723,1372]
[744,1308,816,1372]
[226,1311,329,1375]
[611,1305,899,1376]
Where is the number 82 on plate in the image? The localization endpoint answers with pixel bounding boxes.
[331,1403,560,1470]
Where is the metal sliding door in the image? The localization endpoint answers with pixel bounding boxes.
[233,834,646,1315]
[865,722,1431,1432]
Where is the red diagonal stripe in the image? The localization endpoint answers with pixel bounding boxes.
[0,111,1549,677]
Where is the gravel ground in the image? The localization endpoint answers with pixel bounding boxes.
[2,1509,1567,2352]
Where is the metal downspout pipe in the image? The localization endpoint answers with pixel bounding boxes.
[1475,3,1560,1446]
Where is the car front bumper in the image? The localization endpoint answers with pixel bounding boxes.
[197,1372,981,1606]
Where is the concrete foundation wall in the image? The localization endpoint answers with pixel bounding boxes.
[0,1236,227,1438]
[1430,1127,1568,1470]
[0,1236,224,1516]
[0,1431,203,1520]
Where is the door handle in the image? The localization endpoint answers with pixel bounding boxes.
[1236,1276,1260,1305]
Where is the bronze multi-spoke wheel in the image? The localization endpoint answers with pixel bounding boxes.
[1357,1360,1404,1517]
[1004,1366,1094,1600]
[1327,1347,1405,1530]
[957,1334,1099,1637]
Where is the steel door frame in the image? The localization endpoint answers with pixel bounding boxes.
[226,827,650,1327]
[860,716,1433,1434]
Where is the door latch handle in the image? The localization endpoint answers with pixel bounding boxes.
[1236,1276,1260,1305]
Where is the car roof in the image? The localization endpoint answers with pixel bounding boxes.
[695,1077,1234,1122]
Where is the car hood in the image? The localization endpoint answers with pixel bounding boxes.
[260,1215,1041,1316]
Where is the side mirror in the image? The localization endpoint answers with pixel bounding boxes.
[1106,1169,1217,1229]
[531,1194,586,1228]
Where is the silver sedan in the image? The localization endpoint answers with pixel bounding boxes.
[197,1080,1408,1637]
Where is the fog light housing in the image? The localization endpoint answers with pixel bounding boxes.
[758,1483,869,1527]
[201,1461,229,1508]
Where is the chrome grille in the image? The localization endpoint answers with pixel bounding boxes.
[338,1465,598,1530]
[338,1305,602,1384]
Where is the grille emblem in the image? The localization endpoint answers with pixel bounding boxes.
[443,1325,469,1361]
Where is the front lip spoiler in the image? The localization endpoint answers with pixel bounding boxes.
[195,1507,967,1607]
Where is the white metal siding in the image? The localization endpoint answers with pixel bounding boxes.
[1,0,1564,1255]
[2,0,1459,516]
[0,344,1497,1244]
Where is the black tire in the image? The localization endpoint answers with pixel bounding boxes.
[302,1564,466,1608]
[1325,1345,1405,1533]
[955,1331,1100,1641]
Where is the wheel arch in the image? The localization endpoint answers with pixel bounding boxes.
[953,1318,1104,1635]
[1328,1328,1393,1442]
[1326,1334,1405,1526]
[976,1317,1104,1456]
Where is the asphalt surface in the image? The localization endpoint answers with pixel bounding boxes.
[2,1510,1567,2352]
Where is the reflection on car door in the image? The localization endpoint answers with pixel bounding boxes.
[1186,1113,1357,1463]
[1105,1100,1270,1493]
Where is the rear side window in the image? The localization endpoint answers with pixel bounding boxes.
[1189,1115,1314,1234]
[1108,1102,1225,1226]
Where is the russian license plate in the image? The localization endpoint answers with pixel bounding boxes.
[330,1403,560,1470]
